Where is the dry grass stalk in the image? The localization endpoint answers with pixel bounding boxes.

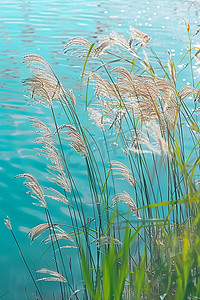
[69,290,82,300]
[193,27,200,37]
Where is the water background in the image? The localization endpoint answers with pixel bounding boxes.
[0,0,200,299]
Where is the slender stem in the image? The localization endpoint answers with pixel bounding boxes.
[10,230,43,300]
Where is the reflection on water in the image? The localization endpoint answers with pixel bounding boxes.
[0,0,200,299]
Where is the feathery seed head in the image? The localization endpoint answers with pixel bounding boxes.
[36,268,67,283]
[16,173,47,208]
[112,192,141,219]
[4,216,12,230]
[64,33,141,59]
[32,128,71,193]
[57,124,88,157]
[42,226,75,244]
[168,53,176,85]
[195,179,200,186]
[28,223,52,243]
[178,86,200,101]
[29,117,52,138]
[45,187,71,206]
[163,94,179,131]
[127,123,171,159]
[68,89,76,106]
[110,160,136,187]
[129,26,150,47]
[92,236,122,246]
[23,53,65,107]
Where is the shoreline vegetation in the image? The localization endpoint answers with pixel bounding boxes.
[5,22,200,299]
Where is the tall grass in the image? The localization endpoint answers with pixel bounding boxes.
[5,22,200,299]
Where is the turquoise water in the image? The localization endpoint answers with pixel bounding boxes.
[0,0,200,299]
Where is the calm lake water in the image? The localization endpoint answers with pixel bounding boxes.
[0,0,200,299]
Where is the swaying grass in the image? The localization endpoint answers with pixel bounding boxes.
[4,21,200,299]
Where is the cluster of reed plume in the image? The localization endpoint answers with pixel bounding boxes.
[5,24,200,299]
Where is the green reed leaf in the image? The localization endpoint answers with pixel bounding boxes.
[82,42,95,75]
[80,246,95,298]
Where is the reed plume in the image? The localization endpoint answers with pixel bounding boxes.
[67,89,76,106]
[64,32,141,59]
[45,187,71,206]
[56,124,88,157]
[92,236,122,246]
[178,86,199,101]
[127,123,171,158]
[23,54,65,107]
[86,68,180,128]
[163,93,179,131]
[195,179,200,186]
[28,223,53,243]
[30,117,52,137]
[36,269,67,283]
[85,71,121,101]
[4,216,12,230]
[168,53,176,85]
[31,118,71,193]
[112,192,141,219]
[16,173,47,208]
[129,26,150,47]
[12,23,200,300]
[110,161,136,187]
[87,107,105,131]
[42,226,75,244]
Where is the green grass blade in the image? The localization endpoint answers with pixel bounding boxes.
[82,43,95,75]
[80,246,95,299]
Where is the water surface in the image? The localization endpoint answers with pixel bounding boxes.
[0,0,200,299]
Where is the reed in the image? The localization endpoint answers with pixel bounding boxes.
[5,21,200,299]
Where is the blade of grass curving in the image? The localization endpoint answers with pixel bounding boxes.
[82,43,95,76]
